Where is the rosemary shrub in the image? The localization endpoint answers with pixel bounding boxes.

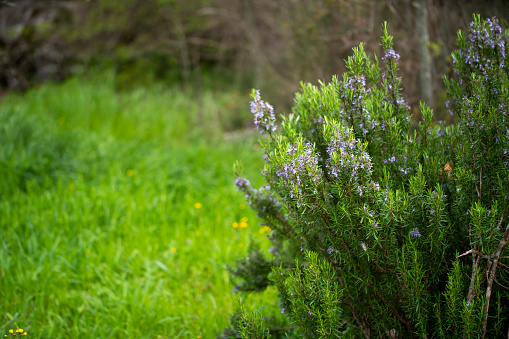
[230,15,509,338]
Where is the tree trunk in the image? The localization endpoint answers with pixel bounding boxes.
[415,0,433,109]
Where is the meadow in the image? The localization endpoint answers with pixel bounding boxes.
[0,72,282,338]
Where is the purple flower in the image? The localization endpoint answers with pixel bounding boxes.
[281,308,286,314]
[430,209,435,215]
[383,48,400,62]
[328,246,334,255]
[277,142,323,202]
[325,121,373,191]
[250,90,276,134]
[411,228,421,237]
[360,242,366,251]
[234,177,251,191]
[356,185,363,196]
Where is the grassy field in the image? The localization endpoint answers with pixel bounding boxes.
[0,73,281,338]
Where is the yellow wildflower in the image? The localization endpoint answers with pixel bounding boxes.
[232,222,239,229]
[240,217,248,222]
[239,203,246,210]
[171,247,177,253]
[126,169,134,177]
[194,202,202,209]
[8,330,12,334]
[259,226,271,234]
[239,221,248,228]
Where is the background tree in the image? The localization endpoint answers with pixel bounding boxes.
[2,0,508,119]
[416,0,433,108]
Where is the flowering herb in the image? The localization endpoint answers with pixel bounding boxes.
[231,16,509,338]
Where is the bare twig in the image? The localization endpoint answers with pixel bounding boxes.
[466,253,481,303]
[482,223,509,338]
[458,248,483,258]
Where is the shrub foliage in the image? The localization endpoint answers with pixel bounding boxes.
[230,15,509,338]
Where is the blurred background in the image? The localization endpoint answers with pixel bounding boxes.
[1,0,508,123]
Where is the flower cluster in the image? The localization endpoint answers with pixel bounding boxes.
[250,90,277,134]
[234,177,251,193]
[232,217,249,229]
[325,121,377,196]
[382,48,400,63]
[234,178,280,218]
[341,75,367,109]
[276,142,323,202]
[4,329,27,337]
[452,16,507,110]
[462,18,506,75]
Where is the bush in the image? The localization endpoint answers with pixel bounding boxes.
[229,15,509,338]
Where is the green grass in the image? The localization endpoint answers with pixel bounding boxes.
[0,73,281,338]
